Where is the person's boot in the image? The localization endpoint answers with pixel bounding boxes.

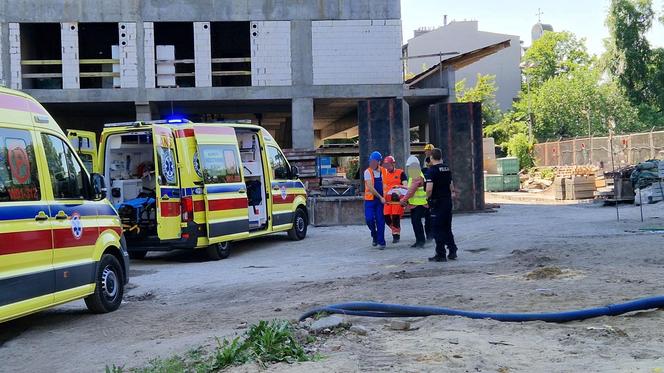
[428,255,447,262]
[410,241,424,248]
[372,239,378,247]
[447,246,458,260]
[392,234,400,244]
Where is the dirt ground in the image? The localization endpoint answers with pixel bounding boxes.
[2,198,664,372]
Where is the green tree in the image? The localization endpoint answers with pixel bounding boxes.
[455,74,502,125]
[605,0,664,117]
[522,31,592,89]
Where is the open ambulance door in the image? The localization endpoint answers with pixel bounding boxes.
[153,125,182,240]
[67,130,98,173]
[193,126,249,244]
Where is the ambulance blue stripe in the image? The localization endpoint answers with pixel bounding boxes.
[0,202,116,221]
[0,205,49,221]
[271,181,305,189]
[180,187,204,196]
[160,188,181,198]
[206,184,245,194]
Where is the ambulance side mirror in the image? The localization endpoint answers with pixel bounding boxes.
[290,165,299,179]
[91,173,107,200]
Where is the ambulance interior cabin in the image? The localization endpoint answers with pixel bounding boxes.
[235,128,267,231]
[103,131,158,235]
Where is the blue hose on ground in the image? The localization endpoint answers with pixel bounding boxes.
[299,296,664,323]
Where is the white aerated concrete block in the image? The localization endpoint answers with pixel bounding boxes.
[156,45,176,87]
[118,22,138,88]
[194,22,211,87]
[9,23,21,90]
[143,22,155,88]
[250,21,292,86]
[312,20,402,85]
[61,22,80,89]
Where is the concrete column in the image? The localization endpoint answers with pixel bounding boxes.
[194,22,212,87]
[135,102,153,121]
[0,23,5,86]
[143,22,155,88]
[8,23,21,90]
[358,98,409,170]
[118,22,138,88]
[291,97,314,149]
[61,22,80,89]
[290,20,313,87]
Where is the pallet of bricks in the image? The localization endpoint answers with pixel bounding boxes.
[553,166,598,200]
[283,149,319,190]
[484,157,520,192]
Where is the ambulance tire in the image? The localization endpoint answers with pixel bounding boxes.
[207,242,231,261]
[128,250,148,260]
[288,208,308,241]
[85,254,124,314]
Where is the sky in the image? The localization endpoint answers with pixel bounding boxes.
[401,0,664,56]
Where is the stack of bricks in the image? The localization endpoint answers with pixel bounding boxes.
[282,149,319,191]
[143,22,156,88]
[311,20,402,85]
[118,23,138,88]
[9,23,21,90]
[61,22,80,89]
[250,21,292,87]
[194,22,212,88]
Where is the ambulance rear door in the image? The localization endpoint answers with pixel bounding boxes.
[193,126,249,244]
[152,125,181,240]
[67,130,97,173]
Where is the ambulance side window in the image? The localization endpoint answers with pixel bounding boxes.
[42,134,86,200]
[267,146,289,180]
[0,128,41,202]
[199,145,242,184]
[157,147,178,186]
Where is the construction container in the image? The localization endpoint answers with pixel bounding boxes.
[564,175,596,200]
[502,174,520,191]
[484,174,504,192]
[497,157,520,175]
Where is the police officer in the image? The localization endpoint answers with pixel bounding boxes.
[426,148,459,262]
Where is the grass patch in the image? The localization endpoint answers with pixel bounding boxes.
[106,320,318,372]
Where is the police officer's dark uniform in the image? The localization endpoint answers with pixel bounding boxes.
[426,160,458,262]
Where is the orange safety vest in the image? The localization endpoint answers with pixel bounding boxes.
[382,168,404,192]
[364,166,384,201]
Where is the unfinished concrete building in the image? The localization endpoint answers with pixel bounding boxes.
[0,1,418,151]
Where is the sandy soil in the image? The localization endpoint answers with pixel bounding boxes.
[1,199,664,373]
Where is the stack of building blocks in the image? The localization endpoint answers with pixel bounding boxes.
[483,138,497,174]
[564,175,596,200]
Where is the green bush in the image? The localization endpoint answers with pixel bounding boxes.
[505,133,534,170]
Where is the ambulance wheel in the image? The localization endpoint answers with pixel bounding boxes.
[85,254,124,314]
[128,250,148,260]
[207,242,231,261]
[288,208,308,241]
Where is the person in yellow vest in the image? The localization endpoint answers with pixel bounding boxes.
[400,155,428,248]
[381,155,407,243]
[364,151,387,249]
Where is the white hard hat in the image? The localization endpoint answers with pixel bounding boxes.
[406,155,421,168]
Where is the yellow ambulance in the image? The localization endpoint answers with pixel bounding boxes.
[0,87,128,323]
[75,119,308,260]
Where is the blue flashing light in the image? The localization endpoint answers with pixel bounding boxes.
[167,118,187,124]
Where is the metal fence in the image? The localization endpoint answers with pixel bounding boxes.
[534,130,664,169]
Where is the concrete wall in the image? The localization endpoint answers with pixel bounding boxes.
[251,21,291,86]
[0,1,400,22]
[406,21,521,111]
[312,20,402,85]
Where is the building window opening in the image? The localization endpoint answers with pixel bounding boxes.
[210,22,251,87]
[154,22,195,88]
[78,23,120,89]
[20,23,62,89]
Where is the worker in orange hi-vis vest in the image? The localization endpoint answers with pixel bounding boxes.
[381,156,407,243]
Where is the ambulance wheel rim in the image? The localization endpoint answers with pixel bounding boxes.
[296,216,305,232]
[101,265,119,300]
[218,242,229,250]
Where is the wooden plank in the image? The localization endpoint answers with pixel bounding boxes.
[21,59,62,65]
[79,72,120,78]
[211,71,252,76]
[156,59,195,64]
[22,73,62,78]
[79,59,119,65]
[211,57,251,63]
